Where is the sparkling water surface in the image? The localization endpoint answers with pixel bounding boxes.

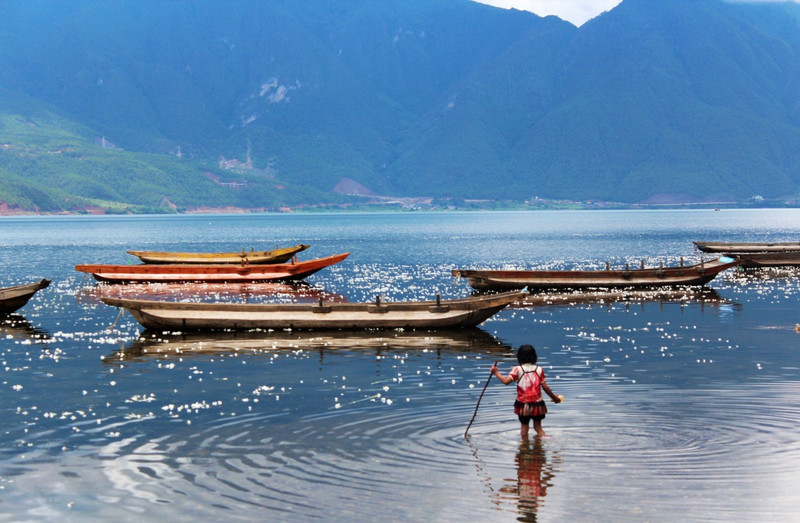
[1,210,799,521]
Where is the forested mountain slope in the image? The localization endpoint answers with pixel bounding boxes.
[1,0,799,212]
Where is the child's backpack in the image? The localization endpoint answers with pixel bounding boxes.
[518,364,543,391]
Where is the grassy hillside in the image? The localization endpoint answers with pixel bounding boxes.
[0,90,344,212]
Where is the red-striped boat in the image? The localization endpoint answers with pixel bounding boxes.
[75,253,349,283]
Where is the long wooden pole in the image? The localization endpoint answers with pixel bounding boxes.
[464,361,498,439]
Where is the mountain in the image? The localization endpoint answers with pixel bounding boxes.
[1,0,799,213]
[510,0,800,203]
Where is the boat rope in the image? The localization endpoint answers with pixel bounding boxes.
[106,307,124,332]
[452,269,461,294]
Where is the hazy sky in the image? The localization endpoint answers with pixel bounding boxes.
[473,0,623,26]
[475,0,800,26]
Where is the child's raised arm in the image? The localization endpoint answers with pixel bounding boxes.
[491,364,515,385]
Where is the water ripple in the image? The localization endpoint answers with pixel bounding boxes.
[17,379,790,520]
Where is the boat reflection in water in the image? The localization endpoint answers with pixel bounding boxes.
[728,265,800,282]
[515,287,738,310]
[76,281,348,306]
[107,327,513,364]
[0,314,50,343]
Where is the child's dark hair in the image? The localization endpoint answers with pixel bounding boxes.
[517,344,538,365]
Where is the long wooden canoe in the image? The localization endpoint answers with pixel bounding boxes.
[75,253,349,283]
[451,257,738,291]
[0,279,50,314]
[100,290,525,331]
[127,244,310,264]
[694,241,800,253]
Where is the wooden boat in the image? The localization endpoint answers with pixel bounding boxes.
[694,241,800,253]
[99,290,525,331]
[451,257,738,291]
[75,253,349,283]
[127,244,310,264]
[0,279,50,314]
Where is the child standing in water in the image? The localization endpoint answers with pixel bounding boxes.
[492,344,561,439]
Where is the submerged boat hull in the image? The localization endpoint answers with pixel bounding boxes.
[100,290,524,331]
[75,253,349,283]
[694,241,800,267]
[452,258,737,291]
[127,244,310,264]
[0,279,50,314]
[733,252,800,268]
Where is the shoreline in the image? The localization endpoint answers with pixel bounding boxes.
[2,203,800,217]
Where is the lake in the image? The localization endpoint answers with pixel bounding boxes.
[1,209,799,521]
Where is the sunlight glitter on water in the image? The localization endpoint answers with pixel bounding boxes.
[2,211,800,520]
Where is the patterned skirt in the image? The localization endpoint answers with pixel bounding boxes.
[514,400,547,418]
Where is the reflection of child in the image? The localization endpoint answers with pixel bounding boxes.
[492,344,561,439]
[498,438,553,518]
[516,438,551,514]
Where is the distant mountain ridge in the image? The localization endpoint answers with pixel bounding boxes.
[1,0,799,212]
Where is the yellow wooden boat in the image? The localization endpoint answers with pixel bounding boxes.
[127,244,310,264]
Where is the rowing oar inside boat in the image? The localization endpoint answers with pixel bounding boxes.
[465,361,498,439]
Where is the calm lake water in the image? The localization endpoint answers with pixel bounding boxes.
[1,209,800,521]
